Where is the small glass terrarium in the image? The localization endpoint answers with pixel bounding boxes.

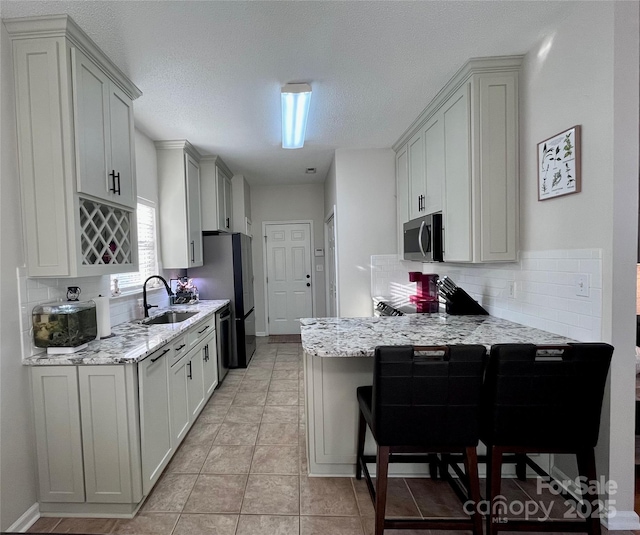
[32,301,98,354]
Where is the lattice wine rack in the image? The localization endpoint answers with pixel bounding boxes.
[79,198,133,266]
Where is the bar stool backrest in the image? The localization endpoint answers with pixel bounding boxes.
[372,344,487,447]
[481,343,613,449]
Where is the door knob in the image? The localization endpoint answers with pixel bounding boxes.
[306,283,311,287]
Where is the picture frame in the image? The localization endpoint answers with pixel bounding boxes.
[537,125,581,201]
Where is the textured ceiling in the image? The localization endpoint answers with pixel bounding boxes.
[1,1,575,185]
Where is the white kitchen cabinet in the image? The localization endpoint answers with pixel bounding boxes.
[6,16,141,278]
[72,48,136,209]
[187,347,206,420]
[156,141,204,268]
[407,131,425,221]
[232,174,252,235]
[170,354,191,446]
[393,56,521,263]
[78,366,141,504]
[31,367,85,503]
[395,145,409,257]
[201,331,219,397]
[201,156,234,232]
[138,346,174,496]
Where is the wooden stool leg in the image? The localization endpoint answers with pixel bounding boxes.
[576,448,602,535]
[488,446,504,535]
[356,409,366,480]
[375,445,390,535]
[464,446,483,535]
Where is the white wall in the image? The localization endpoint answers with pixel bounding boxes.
[518,2,638,524]
[323,156,336,216]
[334,149,396,317]
[250,183,326,334]
[134,129,160,205]
[0,21,38,531]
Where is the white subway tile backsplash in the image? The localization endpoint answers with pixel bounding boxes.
[371,248,603,342]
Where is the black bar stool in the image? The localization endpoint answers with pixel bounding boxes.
[356,344,487,535]
[481,343,613,535]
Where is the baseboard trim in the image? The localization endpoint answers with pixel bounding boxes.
[7,502,39,533]
[256,332,267,337]
[602,510,640,530]
[550,466,640,530]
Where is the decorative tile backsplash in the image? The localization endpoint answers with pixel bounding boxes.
[371,249,603,341]
[17,268,173,359]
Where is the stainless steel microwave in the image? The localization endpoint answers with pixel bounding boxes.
[403,213,443,262]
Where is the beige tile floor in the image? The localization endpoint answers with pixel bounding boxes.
[25,338,640,535]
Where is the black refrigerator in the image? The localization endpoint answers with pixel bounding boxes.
[188,233,256,367]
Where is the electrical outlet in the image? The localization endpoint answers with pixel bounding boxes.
[508,281,516,298]
[574,274,590,297]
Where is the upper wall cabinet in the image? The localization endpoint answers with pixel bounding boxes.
[200,156,234,233]
[73,48,136,209]
[6,15,142,277]
[394,56,521,263]
[231,175,252,236]
[156,141,203,269]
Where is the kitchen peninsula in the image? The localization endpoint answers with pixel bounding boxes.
[300,314,572,477]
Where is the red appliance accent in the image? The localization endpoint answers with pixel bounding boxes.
[408,272,439,313]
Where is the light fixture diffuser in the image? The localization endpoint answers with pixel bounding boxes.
[281,83,312,149]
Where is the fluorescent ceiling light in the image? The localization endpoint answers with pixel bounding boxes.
[281,83,312,149]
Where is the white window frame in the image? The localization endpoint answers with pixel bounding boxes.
[110,198,161,295]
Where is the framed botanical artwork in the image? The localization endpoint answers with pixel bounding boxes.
[537,125,581,201]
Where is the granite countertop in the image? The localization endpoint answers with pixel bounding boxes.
[300,314,574,357]
[23,300,230,366]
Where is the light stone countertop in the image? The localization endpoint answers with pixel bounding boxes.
[300,314,574,357]
[23,300,230,366]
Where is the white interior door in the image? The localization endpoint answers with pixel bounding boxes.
[265,223,313,335]
[325,214,337,317]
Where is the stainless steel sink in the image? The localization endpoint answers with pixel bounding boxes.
[142,311,198,325]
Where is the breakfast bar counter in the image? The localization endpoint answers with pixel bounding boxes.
[300,314,572,476]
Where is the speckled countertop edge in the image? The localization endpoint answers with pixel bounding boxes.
[299,314,575,357]
[23,300,230,366]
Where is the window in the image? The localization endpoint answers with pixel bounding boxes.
[111,200,160,294]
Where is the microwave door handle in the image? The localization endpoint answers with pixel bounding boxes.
[418,220,427,257]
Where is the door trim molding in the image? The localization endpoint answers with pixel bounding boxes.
[324,206,339,317]
[262,220,315,336]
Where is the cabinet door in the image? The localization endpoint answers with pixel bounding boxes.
[187,351,206,420]
[407,130,425,220]
[31,367,85,503]
[139,347,173,496]
[72,47,110,203]
[170,357,191,446]
[108,84,136,209]
[202,332,218,398]
[216,169,226,231]
[423,113,444,215]
[186,154,203,267]
[223,175,233,231]
[396,145,409,257]
[78,366,133,503]
[443,84,472,262]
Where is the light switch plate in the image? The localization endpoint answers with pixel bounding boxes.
[574,274,590,297]
[316,264,323,272]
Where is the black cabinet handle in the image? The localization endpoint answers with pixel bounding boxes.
[226,217,230,229]
[175,344,186,351]
[203,344,209,362]
[198,325,210,334]
[109,170,117,193]
[150,348,170,363]
[191,241,195,263]
[187,361,192,380]
[115,172,121,195]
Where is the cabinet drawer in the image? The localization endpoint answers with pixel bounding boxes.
[188,318,215,350]
[172,336,187,366]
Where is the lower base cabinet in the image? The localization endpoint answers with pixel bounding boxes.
[30,314,219,515]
